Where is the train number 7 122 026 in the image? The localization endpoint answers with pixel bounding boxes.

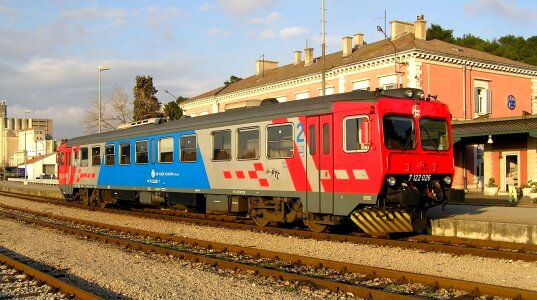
[408,174,432,181]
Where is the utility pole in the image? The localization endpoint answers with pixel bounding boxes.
[321,0,326,96]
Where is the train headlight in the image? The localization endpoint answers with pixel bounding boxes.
[416,90,425,99]
[404,89,414,98]
[443,176,452,185]
[386,176,397,187]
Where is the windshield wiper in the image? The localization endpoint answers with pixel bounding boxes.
[422,127,439,151]
[402,131,415,150]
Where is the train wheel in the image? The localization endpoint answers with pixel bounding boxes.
[252,209,270,227]
[303,219,328,233]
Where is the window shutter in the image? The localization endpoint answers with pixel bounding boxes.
[487,89,492,114]
[473,87,480,113]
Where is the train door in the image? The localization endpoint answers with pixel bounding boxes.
[58,146,73,194]
[305,115,334,213]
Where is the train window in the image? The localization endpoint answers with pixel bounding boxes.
[309,125,316,155]
[383,116,415,150]
[91,146,101,166]
[237,128,259,160]
[80,147,89,167]
[158,137,174,163]
[344,116,369,152]
[267,124,294,159]
[212,130,231,161]
[136,140,149,164]
[58,152,64,165]
[180,135,197,162]
[323,123,330,155]
[119,142,131,165]
[420,119,449,151]
[105,145,115,166]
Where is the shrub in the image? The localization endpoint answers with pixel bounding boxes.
[486,178,498,188]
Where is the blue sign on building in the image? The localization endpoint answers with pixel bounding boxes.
[507,95,516,110]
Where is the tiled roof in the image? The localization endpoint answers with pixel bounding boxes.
[188,33,537,102]
[453,115,537,137]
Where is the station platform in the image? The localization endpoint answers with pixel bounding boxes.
[0,181,536,244]
[429,192,537,244]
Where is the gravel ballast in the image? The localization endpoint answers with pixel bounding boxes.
[1,196,536,293]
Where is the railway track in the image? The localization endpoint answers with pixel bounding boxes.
[2,190,537,263]
[0,249,102,299]
[1,204,536,299]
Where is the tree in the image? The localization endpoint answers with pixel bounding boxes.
[163,96,188,120]
[81,87,133,134]
[224,75,243,86]
[133,75,162,121]
[426,24,454,43]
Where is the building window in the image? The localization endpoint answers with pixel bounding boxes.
[474,87,492,114]
[80,147,88,167]
[180,135,197,162]
[344,116,370,152]
[237,127,259,160]
[212,130,231,161]
[119,142,130,165]
[318,86,335,95]
[267,124,294,158]
[158,137,174,163]
[276,96,287,102]
[295,91,310,100]
[378,74,396,90]
[91,146,101,166]
[105,145,115,166]
[352,79,370,91]
[136,140,149,164]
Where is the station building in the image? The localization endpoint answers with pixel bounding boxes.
[181,16,537,194]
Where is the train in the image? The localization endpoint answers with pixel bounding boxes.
[57,88,455,235]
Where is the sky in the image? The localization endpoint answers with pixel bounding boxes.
[1,0,536,139]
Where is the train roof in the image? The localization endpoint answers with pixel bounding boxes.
[66,88,430,146]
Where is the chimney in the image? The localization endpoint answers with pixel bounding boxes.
[390,20,414,40]
[304,48,314,66]
[293,51,302,64]
[256,60,278,76]
[342,36,352,57]
[354,33,364,47]
[414,15,427,40]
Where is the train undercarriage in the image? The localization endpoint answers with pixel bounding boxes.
[68,182,451,235]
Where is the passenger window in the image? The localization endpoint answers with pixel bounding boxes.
[323,123,330,155]
[105,145,115,166]
[159,137,174,163]
[212,130,231,161]
[80,147,89,167]
[309,125,316,155]
[136,140,149,164]
[267,124,294,158]
[180,135,197,162]
[119,142,131,165]
[91,146,101,166]
[344,116,369,152]
[237,128,259,160]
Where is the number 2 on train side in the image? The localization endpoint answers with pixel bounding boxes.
[296,123,304,142]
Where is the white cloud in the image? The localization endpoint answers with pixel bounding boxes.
[249,12,282,25]
[465,0,537,22]
[60,7,128,20]
[144,6,184,40]
[279,27,308,39]
[217,0,275,17]
[260,30,276,39]
[199,3,213,11]
[207,28,230,37]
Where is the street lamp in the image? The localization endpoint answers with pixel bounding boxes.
[164,90,177,100]
[98,65,110,133]
[376,25,399,87]
[23,110,31,184]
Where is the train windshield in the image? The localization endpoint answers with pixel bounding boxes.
[383,116,415,150]
[420,118,450,151]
